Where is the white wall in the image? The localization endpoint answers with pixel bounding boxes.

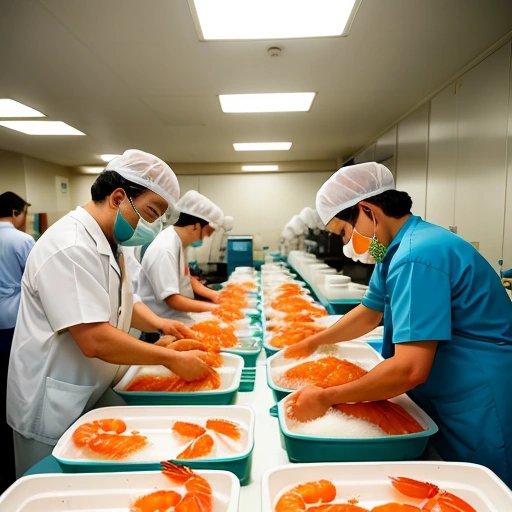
[0,150,25,196]
[23,156,72,225]
[69,170,333,254]
[353,40,512,272]
[396,102,430,217]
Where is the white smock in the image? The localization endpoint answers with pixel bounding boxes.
[137,226,194,323]
[6,207,134,446]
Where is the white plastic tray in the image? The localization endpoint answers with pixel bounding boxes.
[0,468,239,511]
[114,352,244,396]
[267,342,383,393]
[53,405,254,466]
[262,461,512,511]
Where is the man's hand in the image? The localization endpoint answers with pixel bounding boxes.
[285,385,331,421]
[166,350,213,381]
[159,319,197,339]
[283,337,318,359]
[165,338,207,352]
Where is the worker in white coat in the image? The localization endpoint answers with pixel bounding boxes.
[137,190,223,325]
[7,150,213,476]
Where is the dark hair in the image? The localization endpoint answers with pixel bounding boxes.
[0,191,30,217]
[90,170,147,202]
[174,212,209,228]
[335,189,412,224]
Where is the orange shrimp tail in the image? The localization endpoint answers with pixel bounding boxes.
[177,433,214,460]
[425,491,477,512]
[172,421,206,439]
[130,489,182,512]
[389,476,439,499]
[161,461,212,512]
[334,402,424,435]
[205,418,241,440]
[161,460,196,484]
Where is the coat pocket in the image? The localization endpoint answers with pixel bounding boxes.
[41,377,95,441]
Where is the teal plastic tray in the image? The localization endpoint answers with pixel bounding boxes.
[171,452,253,486]
[276,397,438,463]
[239,367,256,392]
[224,337,262,367]
[113,354,244,406]
[52,405,255,484]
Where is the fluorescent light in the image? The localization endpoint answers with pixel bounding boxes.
[190,0,360,40]
[219,93,315,113]
[79,166,104,174]
[0,99,45,118]
[0,121,85,135]
[234,142,292,151]
[100,154,120,162]
[242,164,279,172]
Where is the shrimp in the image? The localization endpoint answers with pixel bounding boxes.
[177,433,214,460]
[172,421,206,439]
[131,462,212,512]
[205,418,240,440]
[161,460,212,512]
[275,479,337,512]
[130,490,182,512]
[72,418,147,459]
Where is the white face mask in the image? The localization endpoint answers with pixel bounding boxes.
[343,228,376,264]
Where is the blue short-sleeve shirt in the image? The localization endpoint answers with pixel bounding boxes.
[362,215,512,485]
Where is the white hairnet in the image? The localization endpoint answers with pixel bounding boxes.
[299,207,324,230]
[316,162,395,225]
[105,149,180,208]
[281,226,296,241]
[223,215,234,231]
[287,215,308,236]
[177,190,223,225]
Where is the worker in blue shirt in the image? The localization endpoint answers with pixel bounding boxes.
[0,191,35,491]
[286,162,512,486]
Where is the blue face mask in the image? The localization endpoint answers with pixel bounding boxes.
[191,239,203,248]
[113,198,162,247]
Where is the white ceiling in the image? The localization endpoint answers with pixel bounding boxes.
[0,0,511,173]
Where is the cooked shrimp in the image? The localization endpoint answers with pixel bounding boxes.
[172,421,206,439]
[72,418,147,459]
[130,490,182,512]
[161,461,212,512]
[275,479,337,512]
[205,418,240,440]
[177,433,214,460]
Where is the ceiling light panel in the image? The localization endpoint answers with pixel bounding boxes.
[234,142,292,151]
[242,164,279,171]
[219,93,315,113]
[100,154,120,162]
[0,121,85,135]
[0,99,45,118]
[79,166,105,174]
[190,0,360,40]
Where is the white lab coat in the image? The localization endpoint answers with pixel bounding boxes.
[7,207,133,445]
[137,226,194,323]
